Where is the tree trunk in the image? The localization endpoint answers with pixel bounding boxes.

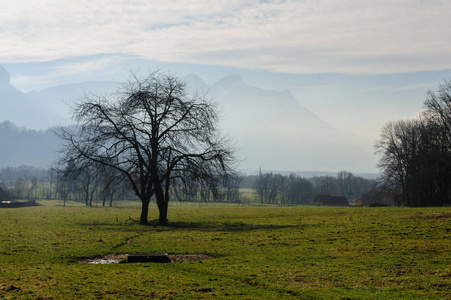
[85,186,89,206]
[158,200,168,225]
[140,197,151,225]
[89,188,96,206]
[49,179,53,200]
[155,183,168,225]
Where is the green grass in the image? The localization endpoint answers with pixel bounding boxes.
[0,204,450,299]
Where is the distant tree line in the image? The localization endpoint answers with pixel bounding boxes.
[252,170,375,205]
[375,79,451,206]
[0,165,375,206]
[0,165,54,200]
[0,164,241,206]
[0,165,139,205]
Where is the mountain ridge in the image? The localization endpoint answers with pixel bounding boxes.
[0,66,378,173]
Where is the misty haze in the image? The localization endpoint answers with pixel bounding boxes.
[0,65,377,174]
[1,1,450,299]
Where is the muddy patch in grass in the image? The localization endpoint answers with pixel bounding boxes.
[79,253,214,264]
[168,254,214,262]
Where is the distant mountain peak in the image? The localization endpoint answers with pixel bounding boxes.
[211,75,244,89]
[0,65,11,87]
[183,74,208,92]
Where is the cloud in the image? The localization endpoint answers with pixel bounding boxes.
[364,81,441,93]
[1,0,451,74]
[10,55,128,91]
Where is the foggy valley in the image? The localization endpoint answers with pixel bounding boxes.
[0,65,376,175]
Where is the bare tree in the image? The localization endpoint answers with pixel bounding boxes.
[375,119,424,205]
[285,174,314,204]
[422,80,451,205]
[46,168,56,200]
[253,172,284,204]
[375,110,451,206]
[58,71,236,225]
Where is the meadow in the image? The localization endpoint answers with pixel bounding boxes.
[0,202,449,299]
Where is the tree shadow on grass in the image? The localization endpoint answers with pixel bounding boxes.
[157,220,302,232]
[80,219,303,233]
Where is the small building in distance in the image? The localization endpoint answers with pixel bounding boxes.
[353,190,396,207]
[314,195,349,206]
[353,197,363,207]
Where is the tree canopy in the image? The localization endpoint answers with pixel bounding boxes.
[58,72,236,224]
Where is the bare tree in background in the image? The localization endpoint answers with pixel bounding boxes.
[58,71,236,225]
[375,80,451,206]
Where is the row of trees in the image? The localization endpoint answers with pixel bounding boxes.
[0,166,53,200]
[253,171,375,204]
[0,165,134,205]
[1,164,376,207]
[375,80,451,206]
[1,165,239,205]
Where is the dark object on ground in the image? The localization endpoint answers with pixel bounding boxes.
[127,253,172,263]
[0,200,40,208]
[79,253,214,264]
[369,202,391,207]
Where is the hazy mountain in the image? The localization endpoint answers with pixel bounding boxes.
[26,81,118,126]
[0,121,58,168]
[0,66,67,129]
[0,65,377,173]
[205,75,377,172]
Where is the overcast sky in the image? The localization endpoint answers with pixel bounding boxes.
[2,0,451,74]
[2,0,451,171]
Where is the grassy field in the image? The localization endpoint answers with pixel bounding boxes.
[0,203,449,299]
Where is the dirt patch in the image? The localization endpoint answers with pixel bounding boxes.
[105,253,128,260]
[79,253,214,264]
[168,254,214,262]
